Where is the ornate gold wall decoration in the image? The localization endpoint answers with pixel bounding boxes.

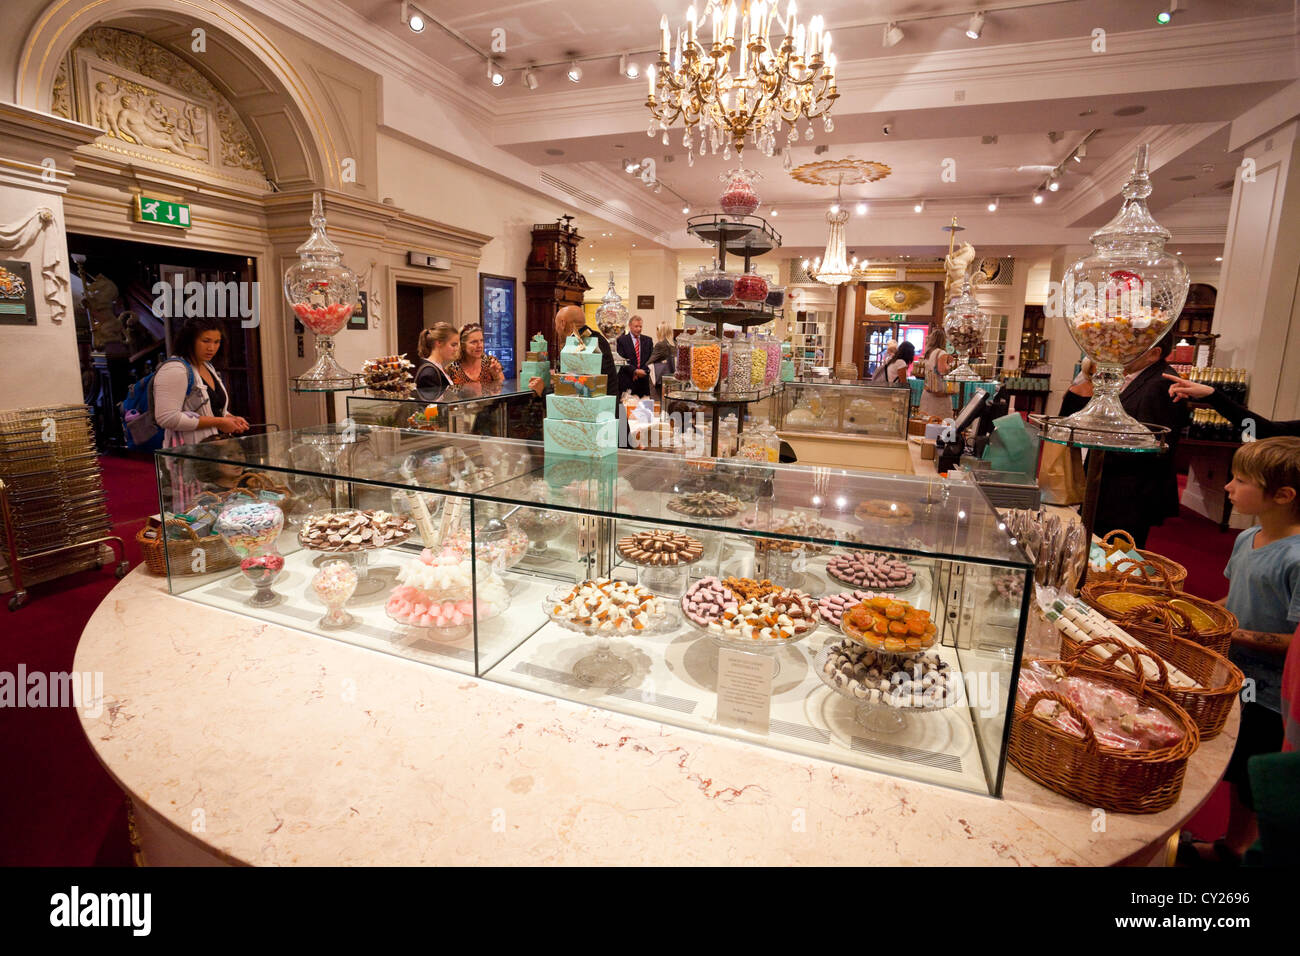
[50,27,265,176]
[790,158,892,186]
[867,284,932,313]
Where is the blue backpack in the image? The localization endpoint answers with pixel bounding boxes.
[122,358,195,450]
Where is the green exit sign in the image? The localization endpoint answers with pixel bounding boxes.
[889,313,906,323]
[134,195,191,228]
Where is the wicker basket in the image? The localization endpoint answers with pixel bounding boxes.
[231,471,301,515]
[1059,631,1242,740]
[1008,657,1200,814]
[137,516,238,577]
[1086,530,1188,590]
[1081,577,1236,657]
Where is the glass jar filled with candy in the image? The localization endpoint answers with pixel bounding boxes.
[1060,144,1189,448]
[675,328,694,383]
[734,266,769,304]
[718,166,761,217]
[763,334,782,387]
[749,332,769,387]
[726,334,753,395]
[943,277,989,382]
[697,264,736,301]
[283,192,360,388]
[690,328,722,392]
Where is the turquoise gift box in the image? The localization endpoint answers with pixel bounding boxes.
[546,394,616,422]
[543,417,619,457]
[520,359,550,389]
[560,333,603,376]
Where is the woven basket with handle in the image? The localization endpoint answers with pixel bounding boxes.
[1008,655,1199,814]
[1059,631,1242,740]
[1086,529,1188,590]
[1081,574,1235,657]
[136,516,238,577]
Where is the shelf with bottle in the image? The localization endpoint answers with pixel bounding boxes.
[1167,366,1249,406]
[1186,407,1240,443]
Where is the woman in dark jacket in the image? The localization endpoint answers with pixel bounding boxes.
[414,323,458,391]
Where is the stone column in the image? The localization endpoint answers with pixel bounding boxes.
[1214,119,1300,421]
[1044,244,1093,414]
[628,248,679,339]
[0,106,101,410]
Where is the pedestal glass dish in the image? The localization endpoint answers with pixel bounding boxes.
[1059,145,1189,448]
[283,192,361,389]
[312,560,358,629]
[943,277,988,382]
[215,501,285,608]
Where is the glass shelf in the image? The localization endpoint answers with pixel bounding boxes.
[664,382,783,404]
[685,214,781,257]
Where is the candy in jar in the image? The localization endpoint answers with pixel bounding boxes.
[312,559,358,629]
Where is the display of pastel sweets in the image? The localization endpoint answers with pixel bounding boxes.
[559,332,603,376]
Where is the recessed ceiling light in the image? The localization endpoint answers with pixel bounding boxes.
[914,200,924,213]
[965,11,985,40]
[682,204,690,214]
[987,197,999,212]
[855,202,867,215]
[567,61,583,83]
[770,208,778,216]
[829,202,840,214]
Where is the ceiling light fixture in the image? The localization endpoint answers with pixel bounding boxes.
[965,11,985,40]
[1215,256,1223,262]
[567,60,583,83]
[987,197,999,212]
[883,21,904,48]
[829,202,840,214]
[682,204,691,214]
[487,60,504,86]
[1048,175,1060,192]
[770,208,778,216]
[624,159,640,174]
[1073,144,1086,163]
[807,175,853,286]
[914,200,925,213]
[620,53,639,79]
[400,0,425,33]
[855,202,867,215]
[1033,188,1044,204]
[522,67,539,90]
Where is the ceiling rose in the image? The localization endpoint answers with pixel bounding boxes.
[790,158,892,186]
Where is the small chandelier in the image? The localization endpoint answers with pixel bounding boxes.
[806,175,854,285]
[647,1,839,163]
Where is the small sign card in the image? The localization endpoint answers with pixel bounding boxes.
[715,648,774,735]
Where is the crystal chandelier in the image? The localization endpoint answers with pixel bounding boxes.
[805,176,854,285]
[647,1,839,164]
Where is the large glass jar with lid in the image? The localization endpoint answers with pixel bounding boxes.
[733,266,769,304]
[675,328,695,382]
[1059,144,1189,448]
[283,192,360,388]
[718,165,761,217]
[943,277,988,382]
[689,328,722,392]
[726,334,753,395]
[749,333,768,387]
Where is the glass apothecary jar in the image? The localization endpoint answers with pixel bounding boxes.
[763,334,782,387]
[718,166,761,217]
[1059,144,1189,448]
[726,335,753,395]
[689,329,722,391]
[675,328,694,382]
[697,266,736,302]
[734,267,769,304]
[283,192,360,389]
[943,277,988,382]
[765,285,786,308]
[749,333,769,387]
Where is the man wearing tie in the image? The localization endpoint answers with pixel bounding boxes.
[616,314,653,398]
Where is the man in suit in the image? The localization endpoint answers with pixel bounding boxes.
[615,314,653,398]
[1091,339,1190,547]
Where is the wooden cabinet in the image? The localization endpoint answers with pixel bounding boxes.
[524,215,590,362]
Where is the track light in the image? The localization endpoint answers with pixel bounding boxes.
[1033,188,1045,204]
[829,202,840,214]
[769,208,778,217]
[624,159,640,174]
[1048,173,1060,192]
[883,22,904,48]
[401,0,425,33]
[1073,144,1086,163]
[487,60,504,86]
[855,202,867,215]
[522,67,538,90]
[567,61,583,83]
[914,200,924,213]
[620,54,639,79]
[966,11,985,40]
[682,204,690,214]
[987,197,999,212]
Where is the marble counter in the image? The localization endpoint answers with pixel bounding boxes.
[75,568,1236,866]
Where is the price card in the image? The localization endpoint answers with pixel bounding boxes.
[715,648,774,735]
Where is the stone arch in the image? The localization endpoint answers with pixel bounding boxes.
[15,0,340,189]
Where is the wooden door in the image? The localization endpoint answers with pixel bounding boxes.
[395,283,424,360]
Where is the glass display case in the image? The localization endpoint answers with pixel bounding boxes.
[347,378,539,437]
[776,381,910,439]
[155,426,1032,797]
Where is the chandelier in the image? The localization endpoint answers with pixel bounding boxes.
[804,175,855,285]
[647,1,839,165]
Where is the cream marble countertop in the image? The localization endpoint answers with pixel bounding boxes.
[76,568,1236,866]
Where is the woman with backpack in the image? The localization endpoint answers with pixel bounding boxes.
[153,316,248,446]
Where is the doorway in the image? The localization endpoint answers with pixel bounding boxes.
[68,233,265,450]
[395,282,456,361]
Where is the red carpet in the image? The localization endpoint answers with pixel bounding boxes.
[0,456,1245,864]
[0,451,155,866]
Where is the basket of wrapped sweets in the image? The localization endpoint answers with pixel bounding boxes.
[1081,576,1235,656]
[1086,529,1187,590]
[1008,657,1199,813]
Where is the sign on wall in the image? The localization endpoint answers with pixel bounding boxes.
[0,261,38,326]
[480,273,517,379]
[134,195,191,228]
[636,295,655,310]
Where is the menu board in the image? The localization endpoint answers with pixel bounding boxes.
[480,273,517,379]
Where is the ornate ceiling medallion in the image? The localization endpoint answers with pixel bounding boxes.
[868,284,932,313]
[790,158,891,186]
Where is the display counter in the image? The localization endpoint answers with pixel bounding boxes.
[76,566,1237,866]
[775,381,913,473]
[346,378,538,437]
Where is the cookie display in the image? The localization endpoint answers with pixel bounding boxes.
[817,589,886,628]
[617,529,704,567]
[681,576,818,643]
[840,595,938,654]
[666,490,742,518]
[297,509,415,553]
[817,641,961,709]
[826,551,915,590]
[547,579,667,634]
